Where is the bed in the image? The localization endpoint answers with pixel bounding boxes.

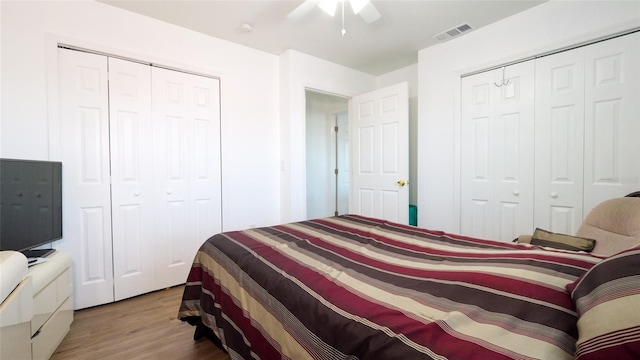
[178,214,640,360]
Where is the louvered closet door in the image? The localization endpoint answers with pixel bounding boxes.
[460,61,534,241]
[56,49,114,309]
[534,48,585,235]
[108,58,156,301]
[583,32,640,213]
[152,67,222,289]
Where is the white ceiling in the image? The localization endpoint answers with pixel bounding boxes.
[101,0,546,75]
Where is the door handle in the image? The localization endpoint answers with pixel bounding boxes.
[397,180,406,187]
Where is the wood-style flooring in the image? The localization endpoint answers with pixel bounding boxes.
[51,286,230,360]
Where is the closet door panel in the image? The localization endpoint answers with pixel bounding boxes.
[494,61,534,241]
[152,67,222,289]
[535,49,585,235]
[56,49,114,309]
[108,58,155,301]
[461,61,534,241]
[461,72,495,239]
[153,68,192,289]
[190,76,222,254]
[584,32,640,212]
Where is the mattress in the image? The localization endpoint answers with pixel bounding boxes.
[179,215,604,359]
[0,251,28,304]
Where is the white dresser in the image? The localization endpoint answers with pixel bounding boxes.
[0,251,32,360]
[0,251,73,360]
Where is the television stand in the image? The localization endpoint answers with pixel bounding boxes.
[23,248,56,259]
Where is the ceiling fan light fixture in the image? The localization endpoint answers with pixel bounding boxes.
[349,0,369,15]
[318,0,338,17]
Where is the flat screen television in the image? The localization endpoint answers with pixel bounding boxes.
[0,158,62,258]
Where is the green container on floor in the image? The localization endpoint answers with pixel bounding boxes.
[409,205,417,226]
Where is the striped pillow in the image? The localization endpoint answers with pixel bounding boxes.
[567,246,640,359]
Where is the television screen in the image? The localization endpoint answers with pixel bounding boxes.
[0,159,62,255]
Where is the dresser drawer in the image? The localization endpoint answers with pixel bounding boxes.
[31,268,72,336]
[31,296,73,360]
[0,277,33,360]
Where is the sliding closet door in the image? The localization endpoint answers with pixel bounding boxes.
[152,67,222,289]
[583,32,640,213]
[460,61,534,241]
[57,49,114,309]
[108,58,156,301]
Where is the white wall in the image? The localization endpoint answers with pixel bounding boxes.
[418,0,640,232]
[305,90,348,219]
[0,0,281,231]
[280,50,377,223]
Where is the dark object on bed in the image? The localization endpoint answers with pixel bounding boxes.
[516,197,640,257]
[626,191,640,198]
[179,215,606,359]
[530,228,596,252]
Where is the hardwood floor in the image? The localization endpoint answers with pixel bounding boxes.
[51,286,230,360]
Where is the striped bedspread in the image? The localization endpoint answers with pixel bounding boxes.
[178,215,602,360]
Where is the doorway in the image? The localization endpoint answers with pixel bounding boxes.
[305,90,349,219]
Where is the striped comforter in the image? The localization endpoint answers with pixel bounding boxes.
[178,215,602,360]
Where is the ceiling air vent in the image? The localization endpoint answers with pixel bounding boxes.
[433,22,475,42]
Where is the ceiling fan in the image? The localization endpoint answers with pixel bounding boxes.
[287,0,382,25]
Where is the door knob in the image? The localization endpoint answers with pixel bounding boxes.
[550,192,558,198]
[167,189,173,195]
[397,180,406,187]
[512,190,520,196]
[133,191,140,197]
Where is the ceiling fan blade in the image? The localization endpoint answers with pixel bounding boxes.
[287,0,321,19]
[359,2,381,24]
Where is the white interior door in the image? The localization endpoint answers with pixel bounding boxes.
[56,48,114,309]
[336,111,349,215]
[350,82,409,224]
[152,67,222,289]
[583,32,640,213]
[108,58,155,301]
[460,62,535,241]
[535,48,585,235]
